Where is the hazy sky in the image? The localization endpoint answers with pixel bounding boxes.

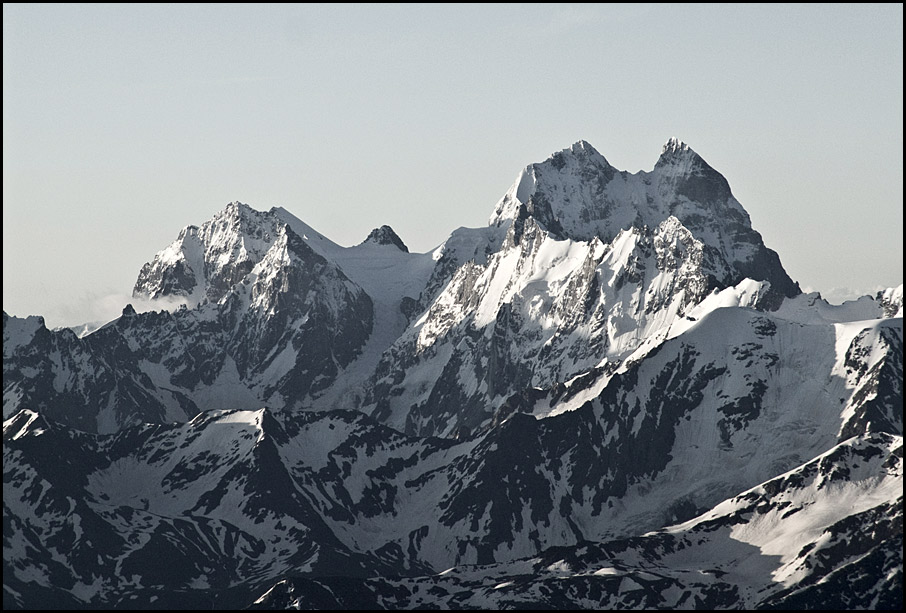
[4,4,903,328]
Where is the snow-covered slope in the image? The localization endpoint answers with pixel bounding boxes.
[2,408,416,609]
[5,381,901,608]
[359,217,791,437]
[349,139,804,437]
[250,431,901,610]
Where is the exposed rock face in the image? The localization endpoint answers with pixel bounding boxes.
[361,225,409,252]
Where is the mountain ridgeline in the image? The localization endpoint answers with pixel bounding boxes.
[3,139,902,609]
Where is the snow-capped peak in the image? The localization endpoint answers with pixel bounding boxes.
[360,225,409,252]
[133,202,292,306]
[661,136,690,155]
[551,139,612,171]
[488,140,614,231]
[654,137,708,173]
[565,139,611,165]
[487,139,799,301]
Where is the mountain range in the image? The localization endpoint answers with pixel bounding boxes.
[4,139,902,609]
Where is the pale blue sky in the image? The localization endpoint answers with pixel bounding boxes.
[4,4,903,327]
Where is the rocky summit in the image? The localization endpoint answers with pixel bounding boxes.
[3,140,903,609]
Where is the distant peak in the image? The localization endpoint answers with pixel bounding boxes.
[361,225,409,252]
[488,140,615,230]
[655,137,710,172]
[551,140,611,168]
[211,201,276,235]
[215,201,270,222]
[569,140,599,155]
[532,140,612,173]
[662,137,691,155]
